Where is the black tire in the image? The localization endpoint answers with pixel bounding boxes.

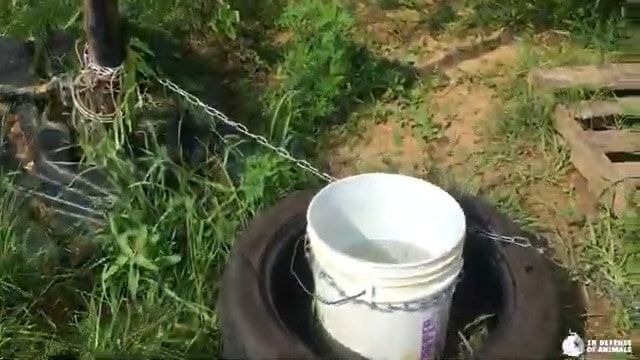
[34,119,111,228]
[218,190,559,359]
[6,103,112,265]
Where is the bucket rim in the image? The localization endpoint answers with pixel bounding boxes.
[306,172,466,269]
[308,226,464,272]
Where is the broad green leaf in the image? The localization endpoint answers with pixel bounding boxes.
[128,264,140,298]
[134,254,159,272]
[103,260,124,281]
[158,255,182,267]
[133,227,148,252]
[115,231,135,257]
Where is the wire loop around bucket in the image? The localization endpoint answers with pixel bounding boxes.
[290,236,461,313]
[290,236,367,306]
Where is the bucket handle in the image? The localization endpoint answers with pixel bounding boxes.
[290,236,367,306]
[291,236,462,312]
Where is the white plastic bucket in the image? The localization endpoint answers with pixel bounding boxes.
[306,173,466,360]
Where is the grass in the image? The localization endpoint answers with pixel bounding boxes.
[0,0,638,358]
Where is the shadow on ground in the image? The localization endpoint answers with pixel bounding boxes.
[125,20,419,178]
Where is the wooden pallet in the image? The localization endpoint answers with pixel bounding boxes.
[530,64,640,215]
[529,63,640,91]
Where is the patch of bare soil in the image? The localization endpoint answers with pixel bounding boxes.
[428,82,497,165]
[568,170,599,219]
[329,42,514,176]
[328,33,519,176]
[326,80,503,184]
[352,3,514,76]
[447,43,519,81]
[328,122,428,177]
[353,5,426,51]
[459,43,518,70]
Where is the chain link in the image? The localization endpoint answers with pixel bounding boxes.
[291,235,457,313]
[157,78,336,182]
[470,226,544,253]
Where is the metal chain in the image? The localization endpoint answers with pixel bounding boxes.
[470,226,544,253]
[290,235,458,313]
[157,78,336,182]
[160,78,544,248]
[159,77,639,317]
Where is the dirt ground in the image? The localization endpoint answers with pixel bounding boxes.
[328,5,618,343]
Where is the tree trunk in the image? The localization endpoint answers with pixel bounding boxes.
[83,0,125,68]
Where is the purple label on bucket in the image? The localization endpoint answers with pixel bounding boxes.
[420,318,437,360]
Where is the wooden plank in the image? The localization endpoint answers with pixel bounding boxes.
[572,97,640,119]
[529,64,640,90]
[554,105,631,214]
[585,130,640,152]
[616,162,640,184]
[554,106,615,191]
[83,0,125,68]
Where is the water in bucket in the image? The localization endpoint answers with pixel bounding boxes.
[343,239,431,264]
[307,173,466,360]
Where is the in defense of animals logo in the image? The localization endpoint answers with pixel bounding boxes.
[562,331,585,358]
[561,330,634,357]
